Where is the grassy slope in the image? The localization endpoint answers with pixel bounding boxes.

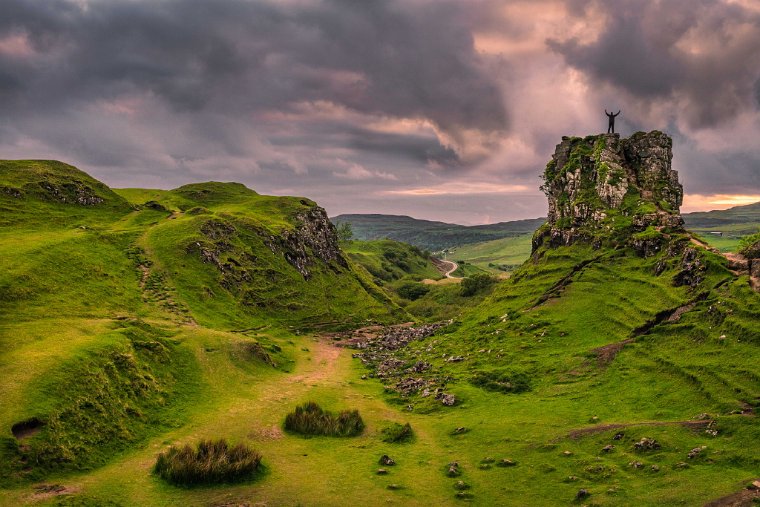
[449,234,534,273]
[1,161,758,506]
[376,240,760,505]
[0,162,401,497]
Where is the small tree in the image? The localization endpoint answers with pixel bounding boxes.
[336,222,353,241]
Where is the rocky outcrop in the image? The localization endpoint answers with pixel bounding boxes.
[534,131,684,252]
[276,206,348,278]
[189,205,348,282]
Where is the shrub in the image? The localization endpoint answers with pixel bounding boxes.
[396,282,430,301]
[284,401,364,437]
[381,422,414,443]
[470,370,531,394]
[460,274,497,297]
[153,439,262,486]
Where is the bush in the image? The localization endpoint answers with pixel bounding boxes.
[153,439,262,486]
[284,402,364,437]
[470,370,531,394]
[381,422,414,443]
[460,274,497,297]
[396,282,430,301]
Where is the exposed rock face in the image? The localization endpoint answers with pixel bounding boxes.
[534,131,684,252]
[37,180,105,205]
[277,206,348,278]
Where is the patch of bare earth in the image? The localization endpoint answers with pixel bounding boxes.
[32,484,78,500]
[248,425,284,441]
[593,339,634,366]
[704,480,760,507]
[564,419,714,440]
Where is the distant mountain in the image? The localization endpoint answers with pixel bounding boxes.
[683,201,760,229]
[331,213,546,251]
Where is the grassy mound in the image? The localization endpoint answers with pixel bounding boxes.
[284,402,364,437]
[381,422,414,443]
[153,439,262,486]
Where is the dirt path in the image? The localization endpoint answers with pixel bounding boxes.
[440,260,459,278]
[562,419,714,440]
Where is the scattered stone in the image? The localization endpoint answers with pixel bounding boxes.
[613,432,624,440]
[379,455,396,466]
[634,437,661,451]
[687,446,706,459]
[481,457,495,464]
[650,464,660,472]
[454,481,470,491]
[629,461,644,469]
[447,462,461,477]
[446,355,465,363]
[602,444,615,453]
[387,483,402,490]
[455,491,474,499]
[590,416,599,423]
[674,462,689,470]
[440,393,457,406]
[750,480,760,490]
[576,488,590,500]
[376,468,388,475]
[478,464,492,470]
[562,450,573,457]
[496,459,517,467]
[452,427,469,435]
[566,476,579,482]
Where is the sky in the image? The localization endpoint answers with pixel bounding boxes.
[1,0,759,224]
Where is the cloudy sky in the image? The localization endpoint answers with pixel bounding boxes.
[1,0,759,224]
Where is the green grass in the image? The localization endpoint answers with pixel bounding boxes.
[448,233,534,273]
[0,161,758,506]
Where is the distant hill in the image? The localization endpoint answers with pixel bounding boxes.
[331,213,546,251]
[683,201,760,251]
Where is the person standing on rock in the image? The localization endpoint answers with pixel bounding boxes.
[605,109,621,133]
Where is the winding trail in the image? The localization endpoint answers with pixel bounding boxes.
[439,259,460,278]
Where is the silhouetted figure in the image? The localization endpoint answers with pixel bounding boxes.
[605,109,621,134]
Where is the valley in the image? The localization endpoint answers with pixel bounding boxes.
[1,131,759,507]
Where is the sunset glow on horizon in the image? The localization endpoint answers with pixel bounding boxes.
[0,0,758,223]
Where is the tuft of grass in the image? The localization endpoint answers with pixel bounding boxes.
[470,370,531,394]
[284,401,364,437]
[153,439,262,486]
[381,422,414,443]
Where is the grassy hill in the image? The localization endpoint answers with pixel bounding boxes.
[0,159,758,506]
[0,160,403,490]
[332,214,545,251]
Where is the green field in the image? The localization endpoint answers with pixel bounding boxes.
[448,234,534,273]
[1,160,758,506]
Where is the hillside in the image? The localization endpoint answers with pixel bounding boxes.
[334,132,760,505]
[331,213,545,251]
[0,142,758,507]
[0,160,403,489]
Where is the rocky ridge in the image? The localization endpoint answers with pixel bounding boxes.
[534,131,685,252]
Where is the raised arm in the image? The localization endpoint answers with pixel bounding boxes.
[605,109,609,115]
[614,110,621,117]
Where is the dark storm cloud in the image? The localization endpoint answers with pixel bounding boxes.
[0,0,507,144]
[548,0,760,128]
[347,128,460,167]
